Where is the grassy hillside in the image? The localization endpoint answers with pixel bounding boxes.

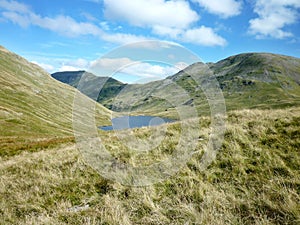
[51,71,126,108]
[0,107,299,224]
[1,47,299,224]
[103,53,300,118]
[0,46,111,157]
[211,53,300,110]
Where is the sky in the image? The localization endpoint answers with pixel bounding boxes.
[0,0,300,83]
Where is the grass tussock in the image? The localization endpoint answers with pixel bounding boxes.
[0,107,299,224]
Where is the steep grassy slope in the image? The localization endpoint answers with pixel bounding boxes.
[104,53,300,118]
[0,107,299,224]
[51,71,126,107]
[211,53,300,110]
[0,46,111,157]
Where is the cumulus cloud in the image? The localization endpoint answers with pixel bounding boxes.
[31,14,102,37]
[193,0,242,18]
[249,0,300,39]
[89,57,182,79]
[103,0,199,29]
[149,26,226,47]
[151,25,226,46]
[101,32,149,45]
[68,58,89,68]
[102,0,227,47]
[0,0,228,47]
[58,58,89,72]
[0,0,148,44]
[89,57,134,75]
[152,25,183,39]
[121,62,179,79]
[58,65,81,72]
[181,26,227,47]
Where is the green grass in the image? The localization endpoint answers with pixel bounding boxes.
[0,107,299,224]
[1,47,300,224]
[0,46,111,141]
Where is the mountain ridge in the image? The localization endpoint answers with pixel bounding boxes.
[66,52,299,118]
[51,52,300,118]
[51,70,126,105]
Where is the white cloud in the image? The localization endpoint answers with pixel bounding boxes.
[249,0,300,39]
[89,57,182,80]
[28,50,189,80]
[101,32,149,45]
[103,0,199,29]
[68,58,89,68]
[0,0,149,44]
[102,0,227,46]
[31,14,102,37]
[90,57,134,75]
[121,62,179,79]
[59,65,82,72]
[152,25,182,39]
[181,26,227,46]
[193,0,242,18]
[0,1,102,36]
[153,26,227,47]
[58,58,89,72]
[0,0,228,47]
[0,0,30,13]
[126,41,183,50]
[2,11,30,27]
[31,61,54,72]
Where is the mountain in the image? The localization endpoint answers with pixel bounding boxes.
[102,53,300,118]
[0,46,111,157]
[51,71,126,108]
[209,53,300,109]
[1,47,299,224]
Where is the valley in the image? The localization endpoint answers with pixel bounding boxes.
[0,46,299,224]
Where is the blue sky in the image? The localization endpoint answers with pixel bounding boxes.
[0,0,300,83]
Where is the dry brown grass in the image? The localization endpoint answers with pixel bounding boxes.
[0,107,299,224]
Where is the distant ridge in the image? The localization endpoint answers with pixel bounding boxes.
[51,71,126,108]
[51,53,300,118]
[103,52,300,117]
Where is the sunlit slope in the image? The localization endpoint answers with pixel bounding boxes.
[0,46,110,156]
[107,53,300,118]
[210,53,300,110]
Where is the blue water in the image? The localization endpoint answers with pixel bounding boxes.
[100,115,173,131]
